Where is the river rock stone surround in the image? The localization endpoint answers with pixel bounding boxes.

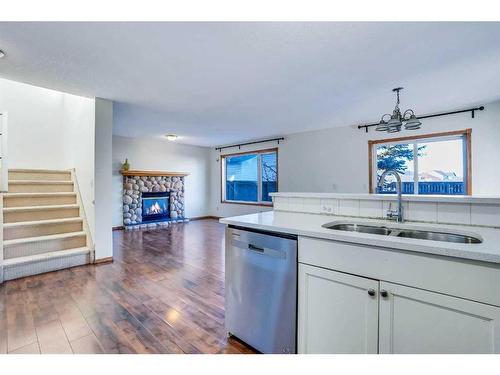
[122,174,188,229]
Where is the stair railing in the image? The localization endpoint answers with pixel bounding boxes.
[0,111,7,193]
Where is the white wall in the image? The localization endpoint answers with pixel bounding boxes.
[210,100,500,217]
[62,94,96,240]
[0,78,66,169]
[112,135,211,227]
[94,98,113,260]
[1,77,97,240]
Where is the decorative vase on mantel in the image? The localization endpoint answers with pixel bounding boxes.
[122,158,130,171]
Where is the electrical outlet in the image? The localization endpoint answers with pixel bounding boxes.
[321,203,335,214]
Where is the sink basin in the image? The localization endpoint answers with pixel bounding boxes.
[322,223,392,235]
[322,221,482,244]
[396,229,482,244]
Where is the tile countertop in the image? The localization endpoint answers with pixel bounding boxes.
[219,211,500,264]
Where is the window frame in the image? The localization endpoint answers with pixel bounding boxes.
[368,129,472,195]
[220,147,278,206]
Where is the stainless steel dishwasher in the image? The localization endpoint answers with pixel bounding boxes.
[225,225,297,354]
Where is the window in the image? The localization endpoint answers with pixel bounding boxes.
[369,129,471,195]
[222,149,278,204]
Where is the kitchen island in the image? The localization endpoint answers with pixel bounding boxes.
[220,209,500,354]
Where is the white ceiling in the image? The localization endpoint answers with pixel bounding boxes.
[1,22,500,147]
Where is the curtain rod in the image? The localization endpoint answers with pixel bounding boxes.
[357,106,485,133]
[215,137,285,152]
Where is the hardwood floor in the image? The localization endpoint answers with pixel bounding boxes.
[0,219,256,354]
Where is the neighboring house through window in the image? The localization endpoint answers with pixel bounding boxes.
[221,148,278,204]
[368,129,472,195]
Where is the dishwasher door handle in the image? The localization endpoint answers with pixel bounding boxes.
[231,239,286,259]
[248,244,265,253]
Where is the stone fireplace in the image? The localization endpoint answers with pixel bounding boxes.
[121,170,188,229]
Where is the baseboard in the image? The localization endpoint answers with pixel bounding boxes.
[94,256,113,265]
[113,217,219,230]
[189,215,221,221]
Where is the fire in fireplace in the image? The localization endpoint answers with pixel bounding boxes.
[142,192,170,222]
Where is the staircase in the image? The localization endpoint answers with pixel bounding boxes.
[2,169,93,281]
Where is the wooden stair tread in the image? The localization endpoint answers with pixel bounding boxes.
[8,168,72,173]
[3,204,79,212]
[3,247,90,266]
[3,192,76,197]
[8,180,73,185]
[3,231,86,246]
[3,217,83,228]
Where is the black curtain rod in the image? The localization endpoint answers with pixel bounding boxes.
[215,137,285,152]
[357,106,485,133]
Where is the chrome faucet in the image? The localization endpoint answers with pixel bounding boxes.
[378,169,404,223]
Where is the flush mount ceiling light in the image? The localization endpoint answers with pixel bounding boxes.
[165,134,178,141]
[0,49,5,59]
[375,87,422,133]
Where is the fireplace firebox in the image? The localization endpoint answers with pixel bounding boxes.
[142,192,170,222]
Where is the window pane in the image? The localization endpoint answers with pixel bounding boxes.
[417,138,465,195]
[376,143,415,194]
[261,152,277,202]
[225,154,258,202]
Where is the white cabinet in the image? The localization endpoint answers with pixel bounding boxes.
[298,236,500,353]
[298,264,500,354]
[298,264,379,354]
[379,281,500,354]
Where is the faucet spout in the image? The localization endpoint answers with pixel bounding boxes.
[378,169,404,223]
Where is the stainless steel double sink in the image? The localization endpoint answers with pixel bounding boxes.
[322,222,482,244]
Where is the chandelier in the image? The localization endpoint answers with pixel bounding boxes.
[376,87,422,133]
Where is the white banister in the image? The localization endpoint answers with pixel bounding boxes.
[0,111,8,192]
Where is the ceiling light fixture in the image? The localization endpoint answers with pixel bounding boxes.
[376,87,422,133]
[0,49,5,59]
[165,134,178,141]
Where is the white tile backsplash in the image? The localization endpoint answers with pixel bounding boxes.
[338,199,360,216]
[382,200,409,221]
[408,202,438,222]
[320,199,338,215]
[359,200,383,218]
[471,204,500,227]
[437,203,471,225]
[279,196,497,228]
[288,197,304,213]
[302,198,320,214]
[273,197,289,211]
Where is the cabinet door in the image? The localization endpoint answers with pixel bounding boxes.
[379,281,500,353]
[298,264,379,354]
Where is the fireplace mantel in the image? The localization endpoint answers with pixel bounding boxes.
[120,170,190,177]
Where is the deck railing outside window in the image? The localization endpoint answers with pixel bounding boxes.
[377,181,465,195]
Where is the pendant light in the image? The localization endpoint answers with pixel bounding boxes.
[376,87,422,133]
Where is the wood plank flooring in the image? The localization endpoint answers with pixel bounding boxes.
[0,219,256,354]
